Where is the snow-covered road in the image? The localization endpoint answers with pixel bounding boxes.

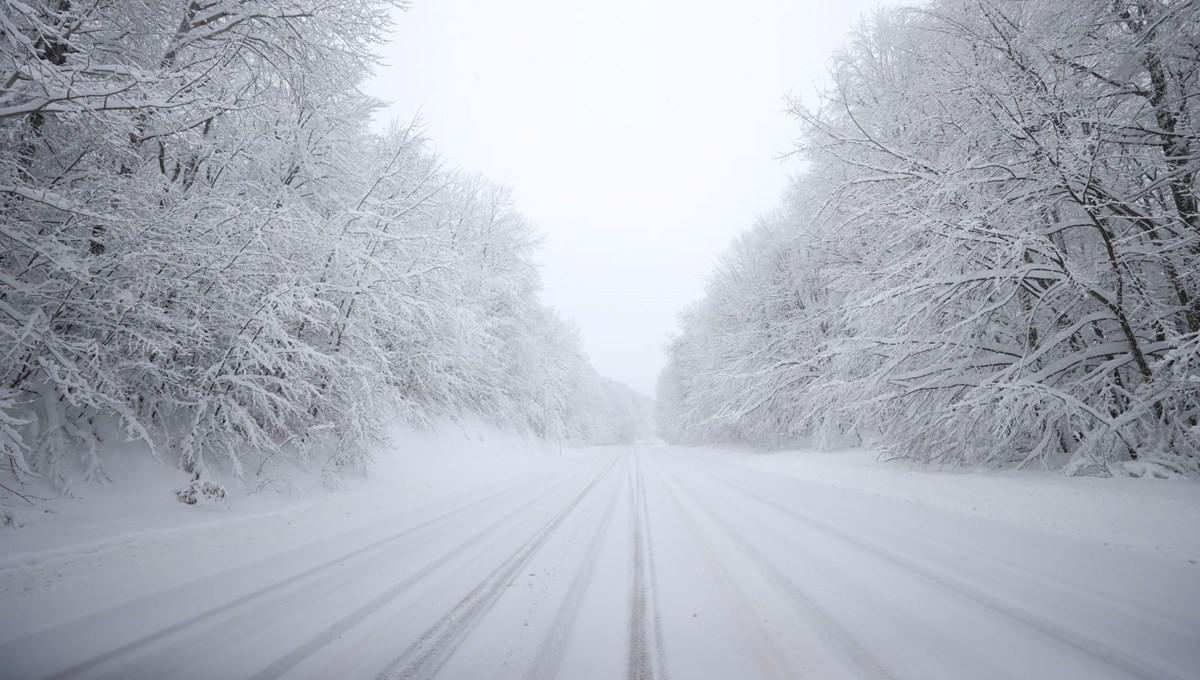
[2,447,1198,680]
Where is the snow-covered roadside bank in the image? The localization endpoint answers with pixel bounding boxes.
[676,446,1200,565]
[0,421,582,639]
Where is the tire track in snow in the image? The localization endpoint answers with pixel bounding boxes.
[627,452,668,680]
[24,458,607,680]
[676,452,1200,635]
[373,455,623,680]
[522,456,626,680]
[174,466,601,680]
[775,475,1200,635]
[249,456,616,680]
[639,455,794,680]
[643,453,896,680]
[126,464,618,680]
[682,457,1191,680]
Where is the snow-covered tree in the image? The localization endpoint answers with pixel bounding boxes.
[660,0,1199,475]
[1,0,630,499]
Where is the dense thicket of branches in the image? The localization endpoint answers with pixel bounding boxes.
[659,0,1199,475]
[1,0,643,495]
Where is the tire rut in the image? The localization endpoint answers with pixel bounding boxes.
[374,454,623,680]
[626,452,667,680]
[680,458,1188,680]
[640,456,795,680]
[32,460,607,680]
[678,453,1200,634]
[523,456,626,680]
[241,460,609,680]
[643,453,896,680]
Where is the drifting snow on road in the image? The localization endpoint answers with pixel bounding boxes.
[2,447,1198,680]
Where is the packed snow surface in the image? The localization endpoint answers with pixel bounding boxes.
[2,439,1198,679]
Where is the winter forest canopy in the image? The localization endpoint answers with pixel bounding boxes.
[0,0,654,496]
[658,0,1200,475]
[1,0,1198,505]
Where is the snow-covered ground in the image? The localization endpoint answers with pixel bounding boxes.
[2,436,1198,679]
[686,446,1200,565]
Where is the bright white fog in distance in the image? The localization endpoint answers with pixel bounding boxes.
[365,0,887,396]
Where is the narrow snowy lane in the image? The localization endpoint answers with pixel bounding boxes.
[2,447,1198,680]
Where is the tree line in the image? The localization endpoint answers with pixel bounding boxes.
[1,0,650,498]
[658,0,1198,475]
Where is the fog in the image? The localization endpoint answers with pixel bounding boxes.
[366,0,886,395]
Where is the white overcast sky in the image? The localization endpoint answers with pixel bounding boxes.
[365,0,885,396]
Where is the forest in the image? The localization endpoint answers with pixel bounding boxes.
[657,0,1200,476]
[3,0,1197,502]
[0,0,652,499]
